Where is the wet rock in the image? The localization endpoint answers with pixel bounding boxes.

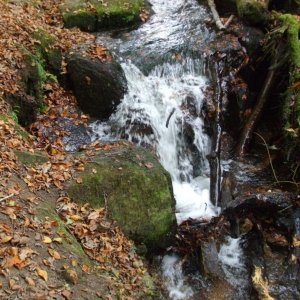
[60,0,149,32]
[67,51,127,120]
[200,239,224,279]
[236,0,270,25]
[5,92,38,126]
[240,218,253,235]
[67,143,176,251]
[263,247,300,299]
[264,230,289,249]
[62,122,92,152]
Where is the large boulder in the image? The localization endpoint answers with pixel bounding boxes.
[67,51,127,120]
[60,0,148,32]
[67,143,176,250]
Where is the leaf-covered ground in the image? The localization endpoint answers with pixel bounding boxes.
[0,1,154,299]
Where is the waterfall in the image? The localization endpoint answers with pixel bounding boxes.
[91,58,219,224]
[161,254,194,300]
[90,0,221,298]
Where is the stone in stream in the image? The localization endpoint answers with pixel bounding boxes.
[66,48,127,120]
[67,143,176,251]
[60,0,149,32]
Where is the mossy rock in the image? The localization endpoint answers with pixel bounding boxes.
[67,144,176,250]
[236,0,270,25]
[32,28,62,73]
[60,0,147,32]
[14,149,48,166]
[21,49,47,110]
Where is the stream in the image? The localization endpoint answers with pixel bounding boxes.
[84,0,300,299]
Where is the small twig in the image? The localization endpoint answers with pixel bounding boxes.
[254,132,299,187]
[224,15,234,28]
[103,192,108,219]
[0,194,14,202]
[166,108,176,128]
[278,204,293,214]
[254,132,279,183]
[292,164,299,183]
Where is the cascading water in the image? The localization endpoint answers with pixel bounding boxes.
[90,0,222,298]
[92,58,218,224]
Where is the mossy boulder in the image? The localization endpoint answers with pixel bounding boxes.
[66,50,127,120]
[60,0,147,32]
[67,144,176,250]
[31,28,62,74]
[5,28,61,123]
[236,0,270,25]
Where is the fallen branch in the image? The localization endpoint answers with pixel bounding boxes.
[236,61,277,157]
[0,194,14,202]
[207,0,233,30]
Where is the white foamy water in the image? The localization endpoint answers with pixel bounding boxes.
[90,0,220,298]
[162,254,194,300]
[92,59,218,224]
[218,237,249,296]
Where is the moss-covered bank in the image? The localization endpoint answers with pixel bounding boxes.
[61,0,148,32]
[6,28,62,124]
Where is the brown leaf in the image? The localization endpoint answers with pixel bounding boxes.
[82,264,90,273]
[75,177,83,184]
[36,267,48,282]
[25,277,35,286]
[144,162,154,169]
[48,248,61,260]
[43,236,52,244]
[0,235,13,243]
[2,255,22,268]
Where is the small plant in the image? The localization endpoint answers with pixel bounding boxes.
[10,109,19,124]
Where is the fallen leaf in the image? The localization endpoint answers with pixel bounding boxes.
[43,236,52,244]
[76,177,83,184]
[0,235,13,243]
[144,162,154,169]
[2,255,22,268]
[25,277,35,286]
[36,267,48,282]
[82,264,90,273]
[48,248,61,259]
[70,214,82,221]
[53,237,63,243]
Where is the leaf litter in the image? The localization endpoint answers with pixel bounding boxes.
[0,0,154,298]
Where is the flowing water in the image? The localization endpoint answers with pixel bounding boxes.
[90,0,235,298]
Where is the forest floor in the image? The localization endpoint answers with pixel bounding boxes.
[0,1,154,299]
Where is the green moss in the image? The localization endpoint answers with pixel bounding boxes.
[67,145,176,249]
[37,201,90,263]
[61,0,146,32]
[14,149,48,166]
[63,10,97,32]
[235,0,269,24]
[279,15,300,130]
[32,28,62,73]
[21,48,47,110]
